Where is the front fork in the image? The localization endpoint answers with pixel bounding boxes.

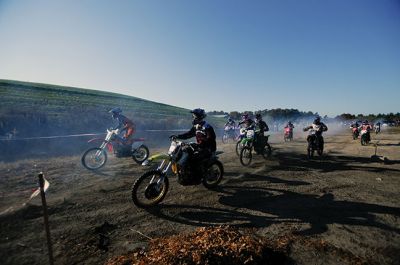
[150,160,172,186]
[96,141,110,156]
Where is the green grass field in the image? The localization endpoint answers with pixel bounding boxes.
[0,79,224,137]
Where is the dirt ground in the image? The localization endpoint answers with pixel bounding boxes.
[0,127,399,265]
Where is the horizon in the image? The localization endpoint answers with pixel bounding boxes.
[1,0,399,116]
[3,78,398,119]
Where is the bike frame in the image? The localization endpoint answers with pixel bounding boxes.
[87,129,146,154]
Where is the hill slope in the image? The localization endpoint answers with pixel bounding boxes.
[0,80,221,137]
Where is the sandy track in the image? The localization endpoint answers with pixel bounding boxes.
[0,128,399,264]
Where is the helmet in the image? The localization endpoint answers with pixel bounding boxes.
[363,120,369,124]
[314,116,321,124]
[255,113,262,120]
[109,107,122,117]
[241,113,249,121]
[190,108,206,124]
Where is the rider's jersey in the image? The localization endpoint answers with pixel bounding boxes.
[359,124,372,132]
[114,114,134,131]
[285,124,294,130]
[304,122,328,136]
[225,120,236,126]
[255,120,269,134]
[177,121,216,152]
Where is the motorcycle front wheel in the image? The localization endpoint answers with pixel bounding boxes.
[131,170,169,208]
[222,133,228,144]
[81,147,107,170]
[261,143,272,159]
[240,146,253,166]
[235,140,243,156]
[132,145,150,164]
[307,146,314,159]
[202,160,224,189]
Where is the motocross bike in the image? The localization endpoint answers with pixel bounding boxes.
[239,129,272,166]
[304,125,325,159]
[222,125,238,144]
[131,139,224,208]
[284,127,293,142]
[81,128,149,170]
[360,129,371,146]
[351,127,359,140]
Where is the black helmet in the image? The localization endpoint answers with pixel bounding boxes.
[314,116,321,124]
[255,113,262,120]
[191,108,206,124]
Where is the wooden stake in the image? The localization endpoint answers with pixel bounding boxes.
[38,172,54,265]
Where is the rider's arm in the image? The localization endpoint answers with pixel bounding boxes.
[177,127,196,140]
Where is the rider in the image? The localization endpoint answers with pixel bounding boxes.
[224,117,236,137]
[284,121,294,139]
[303,116,328,145]
[254,113,269,153]
[375,121,381,134]
[359,120,373,142]
[285,121,294,129]
[225,117,236,128]
[109,107,135,146]
[238,113,255,129]
[171,108,216,171]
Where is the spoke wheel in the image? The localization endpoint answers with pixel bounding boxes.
[132,145,150,164]
[235,140,243,156]
[81,147,107,170]
[202,161,224,188]
[261,143,272,159]
[131,170,169,208]
[240,146,253,166]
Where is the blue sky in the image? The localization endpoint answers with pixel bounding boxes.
[0,0,399,116]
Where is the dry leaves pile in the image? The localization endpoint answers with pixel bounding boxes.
[105,226,287,265]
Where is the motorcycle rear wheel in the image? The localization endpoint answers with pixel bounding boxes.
[132,145,150,164]
[240,146,253,166]
[131,170,169,208]
[81,147,107,170]
[202,160,224,189]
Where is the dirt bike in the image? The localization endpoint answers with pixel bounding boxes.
[304,125,325,159]
[374,126,380,135]
[81,128,149,170]
[131,139,224,208]
[351,127,359,140]
[360,129,371,146]
[222,125,237,144]
[239,129,272,166]
[284,127,293,142]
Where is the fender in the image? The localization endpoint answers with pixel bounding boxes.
[132,138,145,142]
[87,137,104,144]
[147,153,169,162]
